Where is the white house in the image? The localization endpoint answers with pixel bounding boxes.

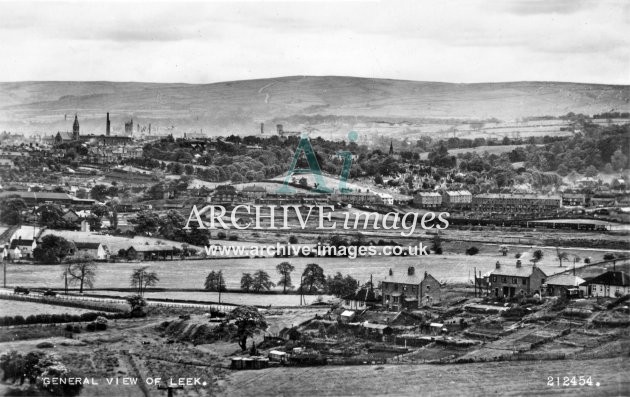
[73,242,109,260]
[580,271,630,298]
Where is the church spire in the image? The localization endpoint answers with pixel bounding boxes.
[389,140,394,155]
[72,114,80,140]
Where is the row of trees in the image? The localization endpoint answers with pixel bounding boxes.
[203,262,360,297]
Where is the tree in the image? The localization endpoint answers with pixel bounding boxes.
[276,262,295,293]
[205,270,226,292]
[584,165,598,178]
[33,235,73,264]
[431,234,443,255]
[228,306,268,351]
[240,273,254,292]
[556,249,568,267]
[374,174,384,185]
[611,149,628,171]
[130,211,162,235]
[129,267,159,296]
[90,184,110,201]
[67,260,96,293]
[326,272,359,297]
[531,249,544,265]
[0,198,27,225]
[301,263,326,293]
[126,295,147,317]
[465,246,479,256]
[252,270,275,292]
[38,205,74,229]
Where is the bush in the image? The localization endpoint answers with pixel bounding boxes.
[603,253,616,260]
[289,235,299,244]
[465,246,479,256]
[228,235,238,241]
[217,231,227,239]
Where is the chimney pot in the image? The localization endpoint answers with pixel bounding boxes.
[389,268,393,276]
[496,261,501,269]
[408,266,415,276]
[516,260,522,268]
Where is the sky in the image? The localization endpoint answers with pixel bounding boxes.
[0,0,628,84]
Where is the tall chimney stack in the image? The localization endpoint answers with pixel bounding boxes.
[106,112,111,136]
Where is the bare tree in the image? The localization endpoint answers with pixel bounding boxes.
[67,259,97,293]
[130,266,159,296]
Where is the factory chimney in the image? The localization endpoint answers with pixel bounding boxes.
[106,113,111,136]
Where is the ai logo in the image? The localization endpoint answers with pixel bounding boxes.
[277,131,358,194]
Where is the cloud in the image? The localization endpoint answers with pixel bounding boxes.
[0,1,627,84]
[500,0,598,15]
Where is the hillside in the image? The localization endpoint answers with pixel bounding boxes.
[0,76,628,137]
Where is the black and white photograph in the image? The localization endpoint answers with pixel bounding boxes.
[0,0,629,396]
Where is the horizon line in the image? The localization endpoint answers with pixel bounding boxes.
[1,75,628,87]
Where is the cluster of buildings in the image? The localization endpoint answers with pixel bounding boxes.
[209,184,398,207]
[413,190,629,213]
[0,225,179,262]
[483,259,630,300]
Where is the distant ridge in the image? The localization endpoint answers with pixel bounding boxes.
[0,76,628,134]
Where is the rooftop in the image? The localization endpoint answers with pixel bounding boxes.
[581,271,630,287]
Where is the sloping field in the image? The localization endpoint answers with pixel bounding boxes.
[222,357,629,397]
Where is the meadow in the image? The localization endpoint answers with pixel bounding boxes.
[7,246,592,292]
[222,357,629,396]
[0,300,97,317]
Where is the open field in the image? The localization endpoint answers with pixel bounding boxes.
[222,357,630,396]
[89,290,333,307]
[4,248,608,292]
[0,300,98,317]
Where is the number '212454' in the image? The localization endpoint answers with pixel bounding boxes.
[547,376,593,387]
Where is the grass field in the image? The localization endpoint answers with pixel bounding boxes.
[6,247,592,292]
[89,290,334,307]
[222,357,630,396]
[0,300,97,317]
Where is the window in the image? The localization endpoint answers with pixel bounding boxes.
[403,285,408,292]
[492,276,497,282]
[502,277,507,283]
[522,279,527,285]
[395,284,399,291]
[541,278,545,285]
[512,278,517,284]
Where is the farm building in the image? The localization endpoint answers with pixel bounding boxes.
[543,274,585,298]
[9,238,37,259]
[127,244,177,260]
[381,267,441,310]
[580,271,630,298]
[73,242,109,260]
[489,261,547,298]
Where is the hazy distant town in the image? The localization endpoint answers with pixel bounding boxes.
[0,104,629,396]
